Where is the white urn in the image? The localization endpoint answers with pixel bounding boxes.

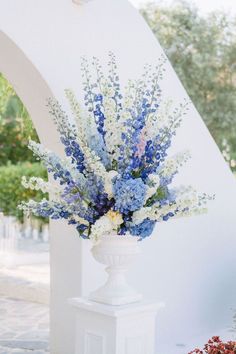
[89,234,142,306]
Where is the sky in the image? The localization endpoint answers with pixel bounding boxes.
[129,0,236,14]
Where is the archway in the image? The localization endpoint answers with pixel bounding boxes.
[0,30,83,354]
[0,31,55,146]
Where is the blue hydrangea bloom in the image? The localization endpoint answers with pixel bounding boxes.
[129,218,155,239]
[113,177,146,214]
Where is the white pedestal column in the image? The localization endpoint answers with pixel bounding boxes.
[69,298,161,354]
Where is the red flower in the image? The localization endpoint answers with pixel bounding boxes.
[188,337,236,354]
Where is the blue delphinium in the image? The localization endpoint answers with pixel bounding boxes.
[93,96,106,139]
[47,99,85,173]
[32,200,71,220]
[88,133,111,168]
[113,177,147,214]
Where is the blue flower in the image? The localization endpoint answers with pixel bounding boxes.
[59,210,70,219]
[68,219,77,225]
[88,134,111,168]
[77,224,88,232]
[76,223,89,239]
[94,94,103,102]
[93,100,106,140]
[129,218,155,239]
[113,177,146,214]
[163,212,175,221]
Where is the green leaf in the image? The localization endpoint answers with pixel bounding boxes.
[145,186,167,207]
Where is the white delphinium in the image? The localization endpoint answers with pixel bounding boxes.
[144,174,160,203]
[65,89,88,144]
[145,98,190,146]
[172,186,210,217]
[100,82,122,157]
[104,170,118,198]
[83,148,107,179]
[132,185,208,225]
[160,150,191,178]
[18,198,47,218]
[103,99,122,157]
[101,95,132,166]
[21,176,61,200]
[145,99,173,141]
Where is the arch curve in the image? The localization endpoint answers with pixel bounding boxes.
[0,30,60,149]
[0,30,81,354]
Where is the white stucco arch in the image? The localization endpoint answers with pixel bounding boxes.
[0,29,83,354]
[0,31,56,146]
[1,1,236,353]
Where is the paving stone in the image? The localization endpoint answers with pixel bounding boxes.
[0,297,49,353]
[0,340,48,350]
[0,333,16,340]
[16,331,49,340]
[0,348,49,353]
[0,349,50,354]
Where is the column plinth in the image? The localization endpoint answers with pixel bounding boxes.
[69,297,162,354]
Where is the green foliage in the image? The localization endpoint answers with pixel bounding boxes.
[0,162,48,221]
[0,73,39,165]
[145,186,167,207]
[0,75,48,221]
[141,1,236,165]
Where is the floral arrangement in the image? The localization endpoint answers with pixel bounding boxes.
[189,336,236,354]
[19,53,212,241]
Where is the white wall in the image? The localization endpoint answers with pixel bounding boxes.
[0,0,236,353]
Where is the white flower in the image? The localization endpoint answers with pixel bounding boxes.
[104,170,118,198]
[90,209,123,242]
[160,150,191,178]
[144,187,157,202]
[103,93,122,156]
[145,99,173,140]
[149,174,160,187]
[132,207,152,224]
[144,174,160,203]
[106,210,123,226]
[90,215,113,242]
[132,184,210,226]
[21,176,61,199]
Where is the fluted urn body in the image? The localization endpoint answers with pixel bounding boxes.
[89,234,142,306]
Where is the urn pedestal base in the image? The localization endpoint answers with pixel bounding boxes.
[69,297,162,354]
[89,290,142,306]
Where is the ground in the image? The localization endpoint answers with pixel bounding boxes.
[0,243,50,354]
[0,297,49,354]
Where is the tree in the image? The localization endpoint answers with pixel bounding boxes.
[0,73,39,165]
[0,75,47,220]
[141,1,236,168]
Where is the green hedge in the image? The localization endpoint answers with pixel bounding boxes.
[0,162,48,221]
